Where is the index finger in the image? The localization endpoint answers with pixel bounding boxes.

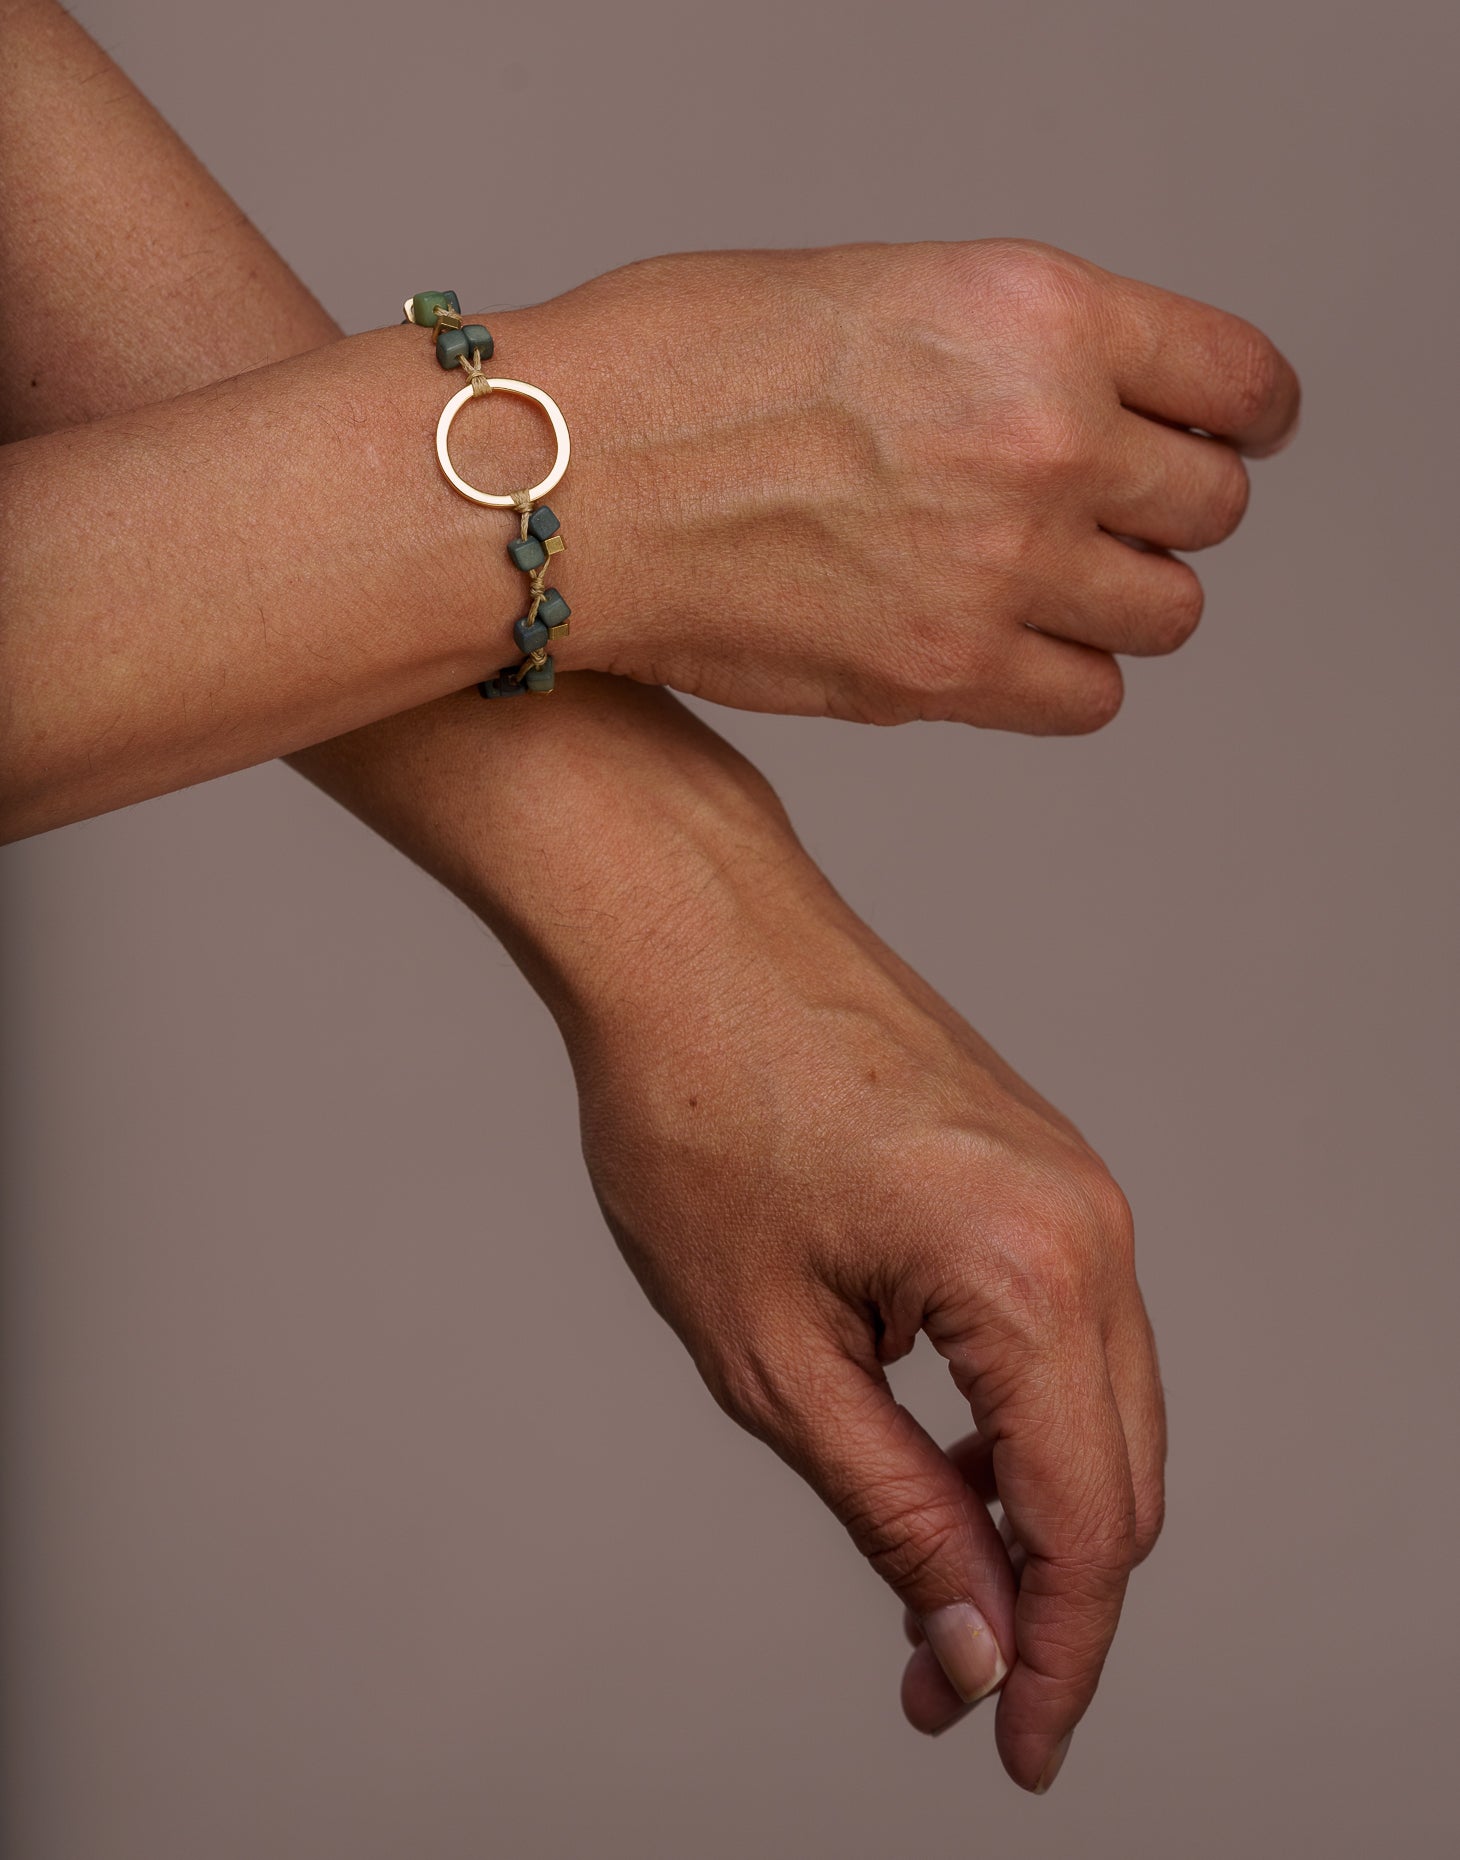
[981,1343,1138,1791]
[740,1341,1020,1706]
[1102,270,1301,457]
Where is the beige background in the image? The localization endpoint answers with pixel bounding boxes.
[3,1,1457,1854]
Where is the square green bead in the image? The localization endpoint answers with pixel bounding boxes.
[435,326,469,368]
[526,505,561,543]
[536,588,570,628]
[524,656,556,694]
[508,536,547,573]
[459,323,494,360]
[514,614,550,654]
[410,290,461,328]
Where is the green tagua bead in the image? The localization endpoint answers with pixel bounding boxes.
[524,656,556,694]
[409,290,460,328]
[435,320,492,368]
[513,614,551,655]
[536,589,570,630]
[507,536,548,573]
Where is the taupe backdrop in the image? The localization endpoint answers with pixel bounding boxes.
[3,2,1456,1855]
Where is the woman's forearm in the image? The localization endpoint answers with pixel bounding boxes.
[0,0,835,1049]
[0,2,635,840]
[0,0,810,1052]
[0,10,774,993]
[2,5,1303,850]
[0,309,640,839]
[289,673,815,1039]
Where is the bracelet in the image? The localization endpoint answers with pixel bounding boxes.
[403,289,572,698]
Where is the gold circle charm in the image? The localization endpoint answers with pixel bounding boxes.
[434,378,571,508]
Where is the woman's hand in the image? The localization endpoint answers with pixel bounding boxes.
[0,226,1296,836]
[510,710,1166,1794]
[513,236,1299,729]
[299,671,1164,1795]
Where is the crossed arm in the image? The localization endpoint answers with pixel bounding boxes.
[0,1,1297,843]
[0,0,1303,1794]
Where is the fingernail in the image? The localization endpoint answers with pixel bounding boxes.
[1034,1732,1073,1795]
[903,1639,988,1738]
[919,1602,1008,1705]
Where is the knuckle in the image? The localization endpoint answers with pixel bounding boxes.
[1208,454,1252,539]
[1058,1508,1139,1580]
[1068,1166,1141,1299]
[1001,398,1090,486]
[1078,1164,1137,1262]
[1065,656,1126,733]
[905,605,1006,719]
[977,508,1048,588]
[993,1162,1137,1321]
[703,1343,795,1443]
[1131,1482,1167,1564]
[904,613,976,714]
[1049,1472,1142,1578]
[1227,333,1283,430]
[843,1486,967,1596]
[996,1216,1092,1330]
[1031,1538,1138,1658]
[1106,1508,1141,1572]
[980,239,1093,331]
[1153,565,1205,651]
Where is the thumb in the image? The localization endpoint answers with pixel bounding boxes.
[772,1346,1017,1715]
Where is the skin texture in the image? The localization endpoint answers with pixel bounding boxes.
[0,17,1296,840]
[0,0,1306,1792]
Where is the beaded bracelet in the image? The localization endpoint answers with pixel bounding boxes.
[403,289,572,698]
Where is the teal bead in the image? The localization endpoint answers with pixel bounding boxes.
[514,614,550,654]
[536,588,570,628]
[508,536,547,573]
[436,326,469,368]
[410,290,460,328]
[526,505,560,542]
[459,323,493,360]
[524,656,556,694]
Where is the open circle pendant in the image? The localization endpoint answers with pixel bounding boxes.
[435,378,571,508]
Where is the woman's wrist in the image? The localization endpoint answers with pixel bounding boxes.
[347,321,539,676]
[3,320,615,836]
[372,296,637,690]
[290,673,831,1044]
[482,688,824,1048]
